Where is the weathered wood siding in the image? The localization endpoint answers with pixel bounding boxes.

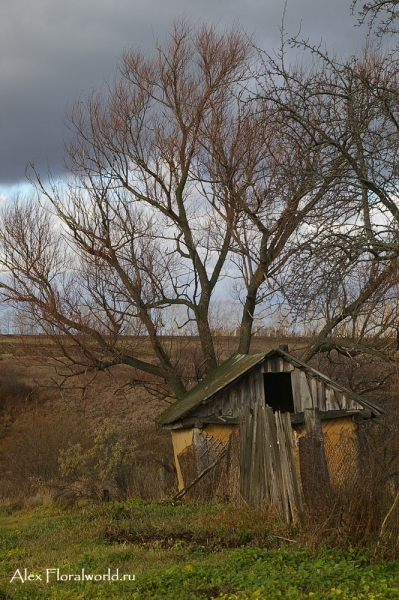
[260,355,363,413]
[179,357,364,426]
[190,356,362,421]
[239,400,303,522]
[172,356,365,493]
[171,429,194,489]
[185,368,263,423]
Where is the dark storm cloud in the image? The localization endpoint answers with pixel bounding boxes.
[1,0,363,187]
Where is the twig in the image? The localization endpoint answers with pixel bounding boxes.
[173,448,227,501]
[374,488,399,554]
[273,535,297,543]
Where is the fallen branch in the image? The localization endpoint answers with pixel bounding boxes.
[173,448,228,501]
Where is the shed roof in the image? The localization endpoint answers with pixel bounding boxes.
[155,349,384,426]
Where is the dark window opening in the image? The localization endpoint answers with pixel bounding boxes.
[264,372,295,413]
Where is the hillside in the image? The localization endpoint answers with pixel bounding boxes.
[0,334,394,506]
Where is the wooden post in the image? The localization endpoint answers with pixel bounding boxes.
[300,407,331,514]
[239,405,253,502]
[304,407,323,438]
[248,400,259,506]
[280,412,304,522]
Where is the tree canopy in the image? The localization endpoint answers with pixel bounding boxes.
[1,15,399,401]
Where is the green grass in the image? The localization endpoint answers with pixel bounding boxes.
[0,501,399,599]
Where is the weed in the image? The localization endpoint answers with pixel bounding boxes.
[1,501,399,599]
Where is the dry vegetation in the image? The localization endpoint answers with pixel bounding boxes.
[1,333,399,557]
[0,335,177,507]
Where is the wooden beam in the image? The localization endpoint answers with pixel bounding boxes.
[291,409,370,425]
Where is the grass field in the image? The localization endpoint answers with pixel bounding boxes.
[1,500,399,599]
[0,336,397,598]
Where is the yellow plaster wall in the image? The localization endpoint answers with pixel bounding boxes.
[203,423,237,444]
[171,429,193,489]
[172,417,358,492]
[322,415,357,438]
[171,424,237,490]
[293,417,358,486]
[322,417,358,486]
[293,416,356,441]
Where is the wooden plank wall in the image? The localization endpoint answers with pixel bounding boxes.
[298,408,331,514]
[239,399,303,523]
[260,356,362,412]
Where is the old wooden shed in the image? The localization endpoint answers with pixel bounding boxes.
[155,348,383,521]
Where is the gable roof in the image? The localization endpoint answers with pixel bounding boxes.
[156,353,266,426]
[155,349,384,426]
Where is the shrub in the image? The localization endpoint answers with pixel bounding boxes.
[54,419,136,503]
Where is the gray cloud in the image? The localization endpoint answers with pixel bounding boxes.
[1,0,365,186]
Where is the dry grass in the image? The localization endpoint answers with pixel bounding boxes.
[0,335,177,508]
[0,332,397,558]
[295,395,399,559]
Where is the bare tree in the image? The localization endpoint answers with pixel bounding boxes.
[2,22,256,399]
[4,20,398,403]
[352,0,399,35]
[0,22,326,401]
[200,91,346,354]
[256,42,399,364]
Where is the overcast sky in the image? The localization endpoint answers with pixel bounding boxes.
[1,0,370,191]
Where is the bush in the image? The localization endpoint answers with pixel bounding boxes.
[54,419,136,503]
